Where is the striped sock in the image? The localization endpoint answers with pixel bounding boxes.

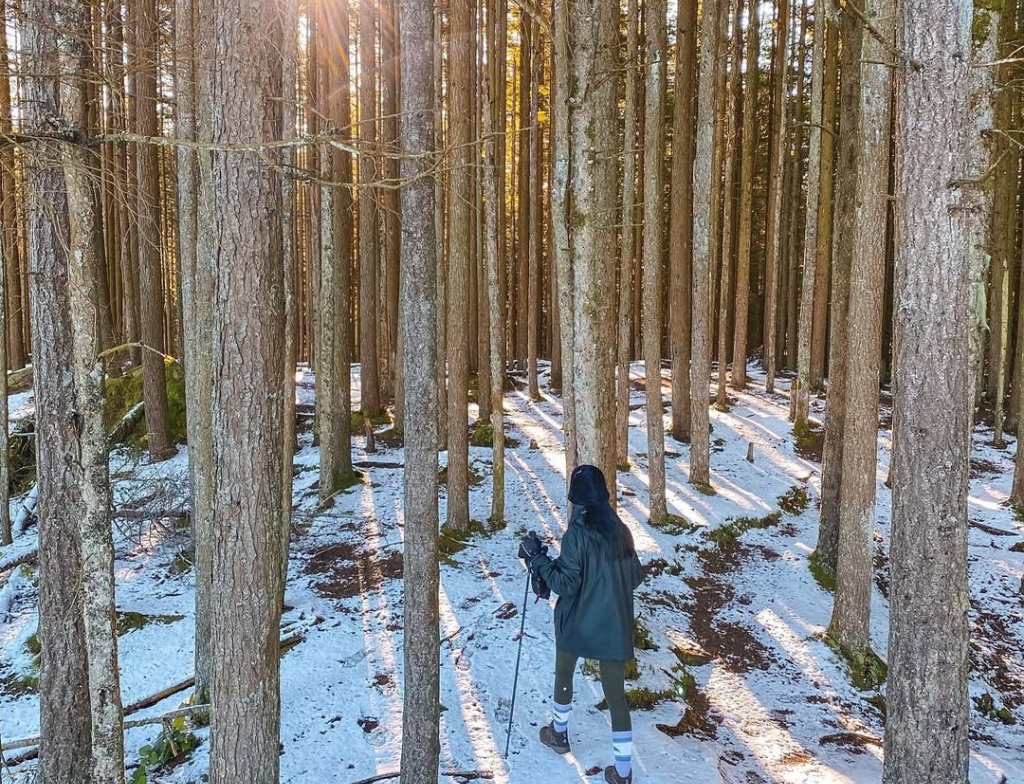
[552,701,572,733]
[612,731,632,778]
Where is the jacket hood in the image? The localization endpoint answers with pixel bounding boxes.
[568,464,610,506]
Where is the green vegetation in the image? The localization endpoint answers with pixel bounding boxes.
[634,619,659,651]
[706,511,782,546]
[349,410,394,432]
[692,482,717,497]
[623,687,675,711]
[976,693,1017,725]
[583,658,640,681]
[823,636,888,691]
[438,519,501,562]
[438,464,485,487]
[778,486,810,515]
[105,361,188,450]
[469,422,521,448]
[808,551,836,592]
[651,513,699,537]
[117,611,185,636]
[131,716,202,784]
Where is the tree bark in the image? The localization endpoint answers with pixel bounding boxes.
[731,0,759,390]
[60,3,125,778]
[23,0,93,777]
[883,2,975,778]
[136,0,172,459]
[382,0,401,405]
[762,0,790,392]
[204,1,286,781]
[0,0,24,372]
[360,0,382,417]
[527,17,541,400]
[716,0,742,410]
[793,0,826,435]
[643,0,668,520]
[689,0,722,488]
[398,0,441,777]
[180,0,215,706]
[828,0,894,654]
[435,7,448,449]
[319,0,355,499]
[617,0,641,465]
[447,0,473,530]
[816,5,862,574]
[810,22,839,389]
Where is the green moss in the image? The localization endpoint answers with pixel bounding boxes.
[692,482,717,497]
[469,422,521,448]
[117,611,185,636]
[105,361,187,449]
[438,519,492,558]
[1011,499,1024,524]
[8,417,37,495]
[168,551,194,575]
[778,486,810,515]
[7,366,33,394]
[583,658,640,681]
[651,513,698,537]
[623,687,675,711]
[438,465,485,487]
[976,692,1018,725]
[794,428,825,461]
[672,644,713,667]
[706,511,782,545]
[349,410,393,432]
[634,620,659,652]
[24,633,41,657]
[1010,541,1024,553]
[808,551,836,592]
[824,636,888,691]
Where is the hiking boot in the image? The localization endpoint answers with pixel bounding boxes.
[539,722,571,754]
[604,765,632,784]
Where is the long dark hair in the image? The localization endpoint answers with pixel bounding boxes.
[568,464,636,560]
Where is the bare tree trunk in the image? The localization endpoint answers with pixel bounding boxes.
[280,0,299,582]
[617,0,640,465]
[435,6,448,448]
[783,2,807,377]
[398,0,441,776]
[527,17,541,400]
[883,3,975,778]
[816,5,861,574]
[60,4,124,778]
[180,0,215,706]
[810,22,838,389]
[731,0,759,390]
[360,0,382,417]
[716,0,742,410]
[515,16,531,369]
[204,2,286,782]
[552,0,578,483]
[828,0,894,655]
[689,0,722,488]
[643,0,668,520]
[0,0,24,373]
[136,0,171,459]
[762,0,790,392]
[485,0,506,525]
[0,218,6,543]
[793,0,826,435]
[382,0,401,405]
[319,0,355,498]
[447,0,473,530]
[23,0,92,776]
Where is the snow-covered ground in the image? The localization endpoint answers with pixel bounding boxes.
[1,362,1022,783]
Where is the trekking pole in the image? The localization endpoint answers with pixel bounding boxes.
[504,570,532,758]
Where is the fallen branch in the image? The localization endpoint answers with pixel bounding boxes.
[347,771,493,784]
[12,486,38,537]
[0,542,38,573]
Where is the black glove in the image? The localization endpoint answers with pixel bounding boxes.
[531,571,551,601]
[518,531,547,566]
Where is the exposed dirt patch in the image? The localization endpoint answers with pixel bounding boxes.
[818,732,882,753]
[304,542,404,599]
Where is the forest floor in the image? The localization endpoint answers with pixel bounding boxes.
[1,362,1023,784]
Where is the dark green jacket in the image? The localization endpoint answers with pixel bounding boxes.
[531,513,644,662]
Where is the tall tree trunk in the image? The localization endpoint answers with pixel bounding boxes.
[883,2,975,778]
[731,0,759,390]
[485,0,506,525]
[762,0,790,392]
[319,0,355,498]
[382,0,401,404]
[447,0,473,530]
[828,0,894,655]
[0,0,23,372]
[0,225,6,543]
[716,0,741,410]
[816,5,862,574]
[690,0,722,488]
[61,4,124,778]
[793,0,826,435]
[398,0,441,777]
[618,0,641,465]
[280,0,299,583]
[783,2,807,376]
[552,0,577,483]
[136,0,172,459]
[515,16,531,368]
[204,2,286,782]
[527,17,541,400]
[643,0,668,520]
[810,22,839,389]
[435,6,448,448]
[180,0,215,706]
[360,0,382,417]
[23,0,93,776]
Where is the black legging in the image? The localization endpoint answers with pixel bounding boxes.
[554,649,632,732]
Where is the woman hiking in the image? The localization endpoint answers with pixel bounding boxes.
[518,464,645,784]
